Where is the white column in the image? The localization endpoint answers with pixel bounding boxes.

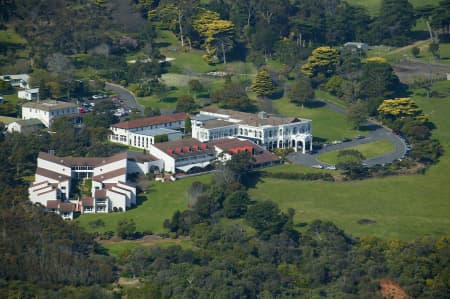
[302,140,306,154]
[310,138,313,151]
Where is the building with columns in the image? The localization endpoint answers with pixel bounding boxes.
[191,108,313,154]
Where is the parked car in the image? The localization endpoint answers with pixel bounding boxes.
[355,135,365,139]
[312,165,323,169]
[342,138,352,142]
[325,165,337,170]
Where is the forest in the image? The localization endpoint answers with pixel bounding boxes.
[0,0,450,298]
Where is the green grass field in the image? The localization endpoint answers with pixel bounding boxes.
[101,239,192,257]
[317,140,395,164]
[0,29,26,45]
[346,0,439,15]
[272,96,362,141]
[77,175,212,234]
[249,82,450,240]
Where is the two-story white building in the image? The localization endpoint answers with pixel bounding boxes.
[21,100,78,127]
[18,88,39,101]
[191,108,313,154]
[28,151,161,218]
[109,113,187,146]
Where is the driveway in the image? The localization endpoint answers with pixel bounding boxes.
[288,100,407,167]
[105,82,145,115]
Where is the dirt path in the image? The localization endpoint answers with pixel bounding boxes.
[380,279,409,299]
[99,234,189,247]
[387,39,430,55]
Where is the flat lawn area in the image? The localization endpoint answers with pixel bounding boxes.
[101,239,192,257]
[346,0,438,15]
[0,29,26,45]
[272,96,362,141]
[317,140,395,164]
[250,83,450,240]
[315,89,347,107]
[77,175,212,234]
[0,116,18,124]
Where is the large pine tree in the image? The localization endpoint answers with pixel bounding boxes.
[250,68,274,97]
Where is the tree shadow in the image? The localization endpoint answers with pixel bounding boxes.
[305,100,326,108]
[243,171,264,189]
[359,124,381,131]
[154,42,171,49]
[161,97,177,103]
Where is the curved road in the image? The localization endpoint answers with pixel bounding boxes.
[105,82,145,115]
[288,100,408,167]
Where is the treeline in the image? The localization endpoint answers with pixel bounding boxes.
[117,153,450,298]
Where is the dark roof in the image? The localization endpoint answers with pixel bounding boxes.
[112,113,187,129]
[253,151,281,165]
[38,151,128,168]
[93,168,127,182]
[82,197,94,206]
[201,107,308,127]
[127,150,159,163]
[36,167,70,182]
[95,189,107,199]
[59,202,75,212]
[202,120,236,129]
[46,200,60,209]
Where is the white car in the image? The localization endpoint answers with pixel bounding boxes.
[325,165,337,170]
[312,165,323,169]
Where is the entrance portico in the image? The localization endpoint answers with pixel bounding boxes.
[292,134,313,154]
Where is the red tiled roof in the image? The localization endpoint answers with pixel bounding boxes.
[112,113,187,129]
[252,151,281,165]
[59,202,75,212]
[153,138,214,158]
[208,138,259,153]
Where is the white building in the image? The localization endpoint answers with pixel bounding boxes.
[7,118,44,134]
[148,138,215,173]
[18,88,39,101]
[0,74,30,89]
[28,151,163,218]
[192,108,313,154]
[22,100,78,127]
[109,113,187,146]
[127,128,182,151]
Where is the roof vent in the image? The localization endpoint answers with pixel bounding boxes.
[258,111,267,119]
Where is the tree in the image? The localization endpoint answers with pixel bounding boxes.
[411,46,420,58]
[377,98,425,121]
[176,95,196,113]
[429,42,440,59]
[245,200,288,238]
[225,151,255,185]
[347,101,368,129]
[287,77,314,106]
[370,0,415,46]
[117,219,136,239]
[212,81,256,112]
[301,46,339,79]
[250,68,274,97]
[223,191,250,218]
[184,115,192,134]
[193,9,235,64]
[0,79,12,93]
[188,79,204,96]
[336,149,368,179]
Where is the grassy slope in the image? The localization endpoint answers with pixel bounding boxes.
[77,175,212,234]
[250,81,450,240]
[346,0,438,15]
[317,140,395,164]
[272,96,362,141]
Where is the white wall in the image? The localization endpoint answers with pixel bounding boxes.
[107,190,127,211]
[148,145,175,173]
[93,159,127,176]
[37,158,71,176]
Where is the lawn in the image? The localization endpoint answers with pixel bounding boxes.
[0,116,18,124]
[249,82,450,240]
[77,175,212,234]
[317,140,395,164]
[346,0,439,15]
[101,239,192,257]
[272,96,362,141]
[0,29,26,45]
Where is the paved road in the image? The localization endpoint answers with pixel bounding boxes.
[105,82,144,115]
[288,100,408,168]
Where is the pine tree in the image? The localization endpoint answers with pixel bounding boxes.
[250,68,274,97]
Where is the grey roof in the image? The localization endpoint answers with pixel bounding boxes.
[133,128,179,136]
[22,100,77,111]
[191,114,218,122]
[203,119,236,129]
[13,118,43,126]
